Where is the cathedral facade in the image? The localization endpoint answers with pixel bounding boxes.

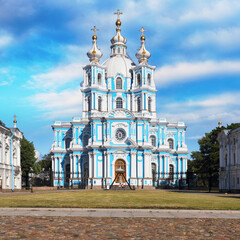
[0,119,22,191]
[51,12,188,189]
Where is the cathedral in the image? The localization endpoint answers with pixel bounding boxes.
[51,11,188,189]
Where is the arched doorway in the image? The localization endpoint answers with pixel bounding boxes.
[115,159,126,183]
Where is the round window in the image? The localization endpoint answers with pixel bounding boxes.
[115,128,126,141]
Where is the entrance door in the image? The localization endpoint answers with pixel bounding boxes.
[115,159,126,183]
[0,179,2,191]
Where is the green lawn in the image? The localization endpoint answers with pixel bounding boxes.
[0,191,239,210]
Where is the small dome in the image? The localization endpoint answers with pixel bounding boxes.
[111,30,127,45]
[136,27,151,64]
[103,55,135,78]
[87,26,103,63]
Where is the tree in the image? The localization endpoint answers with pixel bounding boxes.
[188,123,240,189]
[20,136,37,187]
[0,120,5,127]
[36,153,52,172]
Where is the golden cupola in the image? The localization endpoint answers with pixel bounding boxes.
[87,26,103,63]
[136,27,151,64]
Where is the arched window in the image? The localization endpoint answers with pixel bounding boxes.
[116,77,122,89]
[168,138,174,149]
[137,97,141,112]
[169,164,174,181]
[83,135,89,147]
[150,135,156,147]
[118,47,120,54]
[148,97,152,112]
[137,74,141,86]
[147,73,151,85]
[87,96,91,111]
[98,96,102,111]
[234,153,236,165]
[116,97,123,109]
[97,73,102,85]
[87,73,91,86]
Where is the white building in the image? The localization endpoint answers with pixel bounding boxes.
[51,11,188,189]
[218,127,240,192]
[0,119,22,191]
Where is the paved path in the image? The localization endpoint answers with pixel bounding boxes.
[0,215,240,239]
[0,207,240,218]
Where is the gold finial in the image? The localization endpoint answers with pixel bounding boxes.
[114,9,123,27]
[218,117,222,127]
[91,26,99,40]
[139,27,146,41]
[13,114,17,124]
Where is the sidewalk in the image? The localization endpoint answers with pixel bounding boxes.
[0,207,240,218]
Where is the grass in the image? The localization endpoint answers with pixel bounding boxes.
[0,190,239,210]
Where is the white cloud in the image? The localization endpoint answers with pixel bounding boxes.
[180,0,240,23]
[155,61,240,87]
[186,27,240,50]
[28,62,83,90]
[0,34,13,48]
[159,92,240,124]
[30,89,82,119]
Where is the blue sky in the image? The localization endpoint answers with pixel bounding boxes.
[1,0,240,157]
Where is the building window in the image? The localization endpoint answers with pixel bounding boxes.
[147,73,151,85]
[137,74,141,86]
[115,128,126,141]
[87,96,91,111]
[83,135,89,147]
[118,47,120,54]
[116,77,122,89]
[169,164,174,182]
[116,97,123,108]
[98,73,102,85]
[168,139,174,149]
[137,97,141,112]
[234,153,236,165]
[237,177,239,185]
[150,135,156,147]
[98,96,102,111]
[225,154,227,167]
[65,138,71,148]
[87,73,91,86]
[148,97,152,112]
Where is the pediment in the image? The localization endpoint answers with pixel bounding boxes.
[107,109,134,119]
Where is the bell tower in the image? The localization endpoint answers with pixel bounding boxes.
[132,27,157,118]
[82,26,107,118]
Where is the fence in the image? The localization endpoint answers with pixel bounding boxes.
[25,170,220,192]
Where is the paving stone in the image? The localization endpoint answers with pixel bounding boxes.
[0,216,240,239]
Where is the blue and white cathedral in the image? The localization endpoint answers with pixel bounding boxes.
[51,11,188,189]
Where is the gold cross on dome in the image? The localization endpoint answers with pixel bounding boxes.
[139,27,146,35]
[114,9,123,19]
[13,114,17,120]
[91,26,99,34]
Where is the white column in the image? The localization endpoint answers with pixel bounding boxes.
[58,131,61,148]
[93,153,97,178]
[131,152,136,178]
[88,153,92,178]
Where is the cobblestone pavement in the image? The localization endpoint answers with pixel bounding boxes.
[0,216,240,239]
